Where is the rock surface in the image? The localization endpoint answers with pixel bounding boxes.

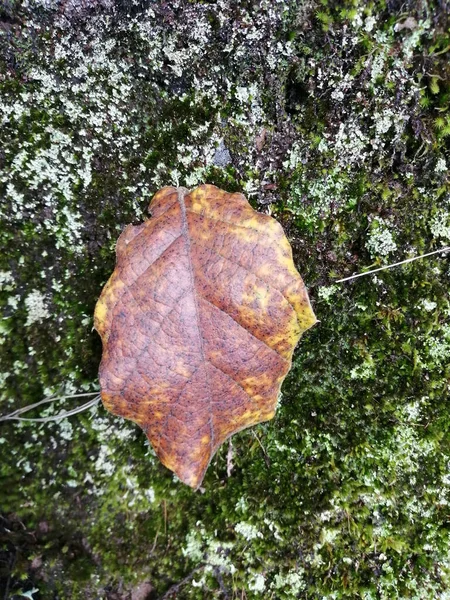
[0,1,449,598]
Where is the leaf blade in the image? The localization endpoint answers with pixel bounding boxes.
[94,185,317,488]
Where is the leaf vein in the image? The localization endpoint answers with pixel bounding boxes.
[200,296,289,363]
[192,236,299,316]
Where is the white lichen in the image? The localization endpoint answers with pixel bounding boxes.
[272,569,306,595]
[366,217,397,257]
[430,210,450,241]
[24,290,50,327]
[235,521,263,541]
[248,573,266,593]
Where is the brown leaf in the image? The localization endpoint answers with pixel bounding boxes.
[94,185,317,488]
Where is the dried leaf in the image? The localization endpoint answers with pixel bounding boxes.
[94,185,316,488]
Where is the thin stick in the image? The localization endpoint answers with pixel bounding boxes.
[8,396,101,423]
[48,391,100,399]
[335,246,450,283]
[0,394,101,423]
[0,391,99,420]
